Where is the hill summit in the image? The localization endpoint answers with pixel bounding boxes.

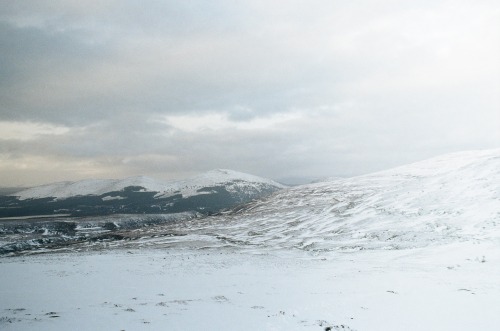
[0,169,285,218]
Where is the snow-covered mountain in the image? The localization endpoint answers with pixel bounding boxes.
[0,169,285,218]
[13,169,284,200]
[151,149,500,252]
[1,149,498,256]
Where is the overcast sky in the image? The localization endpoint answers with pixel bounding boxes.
[0,0,499,186]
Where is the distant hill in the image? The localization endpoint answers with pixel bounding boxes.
[2,149,499,256]
[0,169,285,218]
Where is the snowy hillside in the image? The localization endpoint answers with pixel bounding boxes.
[141,149,500,252]
[13,169,285,200]
[0,170,285,218]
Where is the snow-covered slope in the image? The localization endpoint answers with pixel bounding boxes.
[154,149,500,251]
[13,176,162,200]
[13,169,285,201]
[154,169,286,199]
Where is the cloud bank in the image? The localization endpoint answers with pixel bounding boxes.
[1,0,499,186]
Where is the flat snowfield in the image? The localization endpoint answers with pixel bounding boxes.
[1,242,499,331]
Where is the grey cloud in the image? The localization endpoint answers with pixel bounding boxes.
[0,0,350,125]
[0,22,116,124]
[0,0,499,186]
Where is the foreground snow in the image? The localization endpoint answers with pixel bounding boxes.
[1,241,499,331]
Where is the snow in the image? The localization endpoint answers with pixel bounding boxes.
[153,169,286,199]
[0,242,499,331]
[13,169,285,200]
[13,177,165,200]
[164,148,499,252]
[101,195,127,201]
[1,148,499,330]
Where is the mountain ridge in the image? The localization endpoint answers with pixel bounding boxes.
[0,169,285,218]
[12,169,285,201]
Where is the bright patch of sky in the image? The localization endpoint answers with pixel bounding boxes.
[0,121,70,141]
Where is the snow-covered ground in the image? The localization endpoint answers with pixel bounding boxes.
[1,149,499,330]
[1,242,499,331]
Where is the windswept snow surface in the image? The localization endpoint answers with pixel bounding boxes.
[13,169,285,200]
[1,243,499,331]
[1,149,499,330]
